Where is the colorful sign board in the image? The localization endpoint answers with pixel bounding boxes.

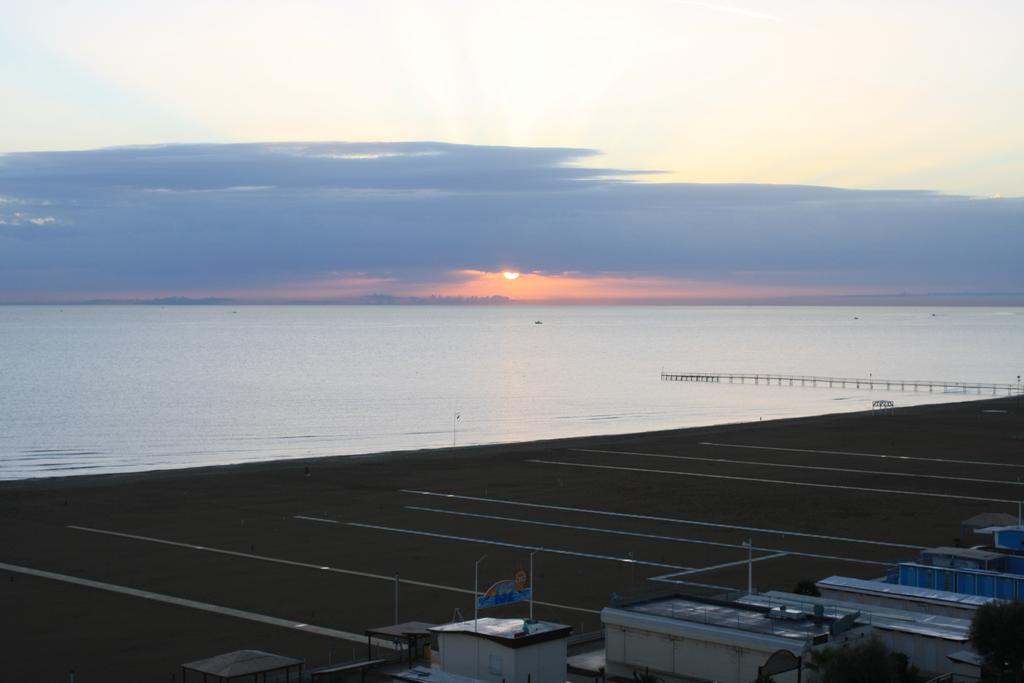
[477,567,531,609]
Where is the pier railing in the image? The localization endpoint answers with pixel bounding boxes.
[661,371,1021,395]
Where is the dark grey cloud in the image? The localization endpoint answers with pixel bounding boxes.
[0,142,1021,299]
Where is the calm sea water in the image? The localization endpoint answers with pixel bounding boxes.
[1,305,1021,480]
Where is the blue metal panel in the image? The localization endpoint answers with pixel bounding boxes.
[1003,556,1024,575]
[899,564,916,586]
[895,562,1024,599]
[995,529,1024,551]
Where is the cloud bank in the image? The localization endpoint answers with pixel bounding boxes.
[0,142,1021,302]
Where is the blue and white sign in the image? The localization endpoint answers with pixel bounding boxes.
[477,569,531,609]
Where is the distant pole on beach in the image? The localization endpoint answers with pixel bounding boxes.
[742,539,753,594]
[453,411,460,448]
[529,549,537,621]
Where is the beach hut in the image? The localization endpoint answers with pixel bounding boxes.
[960,512,1019,542]
[181,650,303,682]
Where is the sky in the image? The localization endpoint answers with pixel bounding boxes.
[1,0,1022,303]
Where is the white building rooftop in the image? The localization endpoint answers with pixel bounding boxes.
[740,591,972,643]
[612,595,832,643]
[430,618,572,647]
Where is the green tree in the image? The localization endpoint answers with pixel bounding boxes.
[807,637,920,683]
[970,600,1024,683]
[793,579,821,597]
[632,668,663,683]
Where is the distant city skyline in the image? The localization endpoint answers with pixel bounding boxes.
[1,1,1022,302]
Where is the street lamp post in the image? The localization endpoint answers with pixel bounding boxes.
[742,539,753,595]
[474,554,487,630]
[529,550,538,621]
[473,554,487,679]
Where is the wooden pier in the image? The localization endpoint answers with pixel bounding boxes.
[661,371,1021,395]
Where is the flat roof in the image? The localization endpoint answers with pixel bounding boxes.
[617,595,830,643]
[742,592,971,642]
[818,576,993,607]
[182,650,303,678]
[947,650,984,667]
[567,650,606,676]
[393,666,488,683]
[430,618,571,648]
[922,547,1006,561]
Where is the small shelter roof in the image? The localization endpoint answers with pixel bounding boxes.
[366,621,437,639]
[963,513,1018,529]
[182,650,303,679]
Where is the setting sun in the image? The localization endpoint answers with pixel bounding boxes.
[502,272,520,280]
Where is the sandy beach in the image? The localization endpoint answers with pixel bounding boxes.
[3,395,1022,681]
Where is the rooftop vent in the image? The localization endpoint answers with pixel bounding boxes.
[767,606,806,621]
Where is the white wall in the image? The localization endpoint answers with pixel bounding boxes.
[871,628,966,676]
[514,638,566,683]
[437,631,567,683]
[605,623,800,683]
[817,587,977,620]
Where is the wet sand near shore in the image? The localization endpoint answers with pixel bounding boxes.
[2,396,1023,682]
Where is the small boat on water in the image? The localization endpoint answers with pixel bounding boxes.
[534,320,543,325]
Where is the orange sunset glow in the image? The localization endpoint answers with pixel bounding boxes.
[425,270,842,302]
[72,270,888,304]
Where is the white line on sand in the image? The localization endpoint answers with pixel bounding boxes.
[0,561,399,648]
[68,525,599,615]
[293,515,339,524]
[700,442,1024,470]
[399,489,925,550]
[527,459,1019,504]
[651,552,790,581]
[571,448,1023,487]
[345,522,691,571]
[644,579,737,591]
[404,506,891,567]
